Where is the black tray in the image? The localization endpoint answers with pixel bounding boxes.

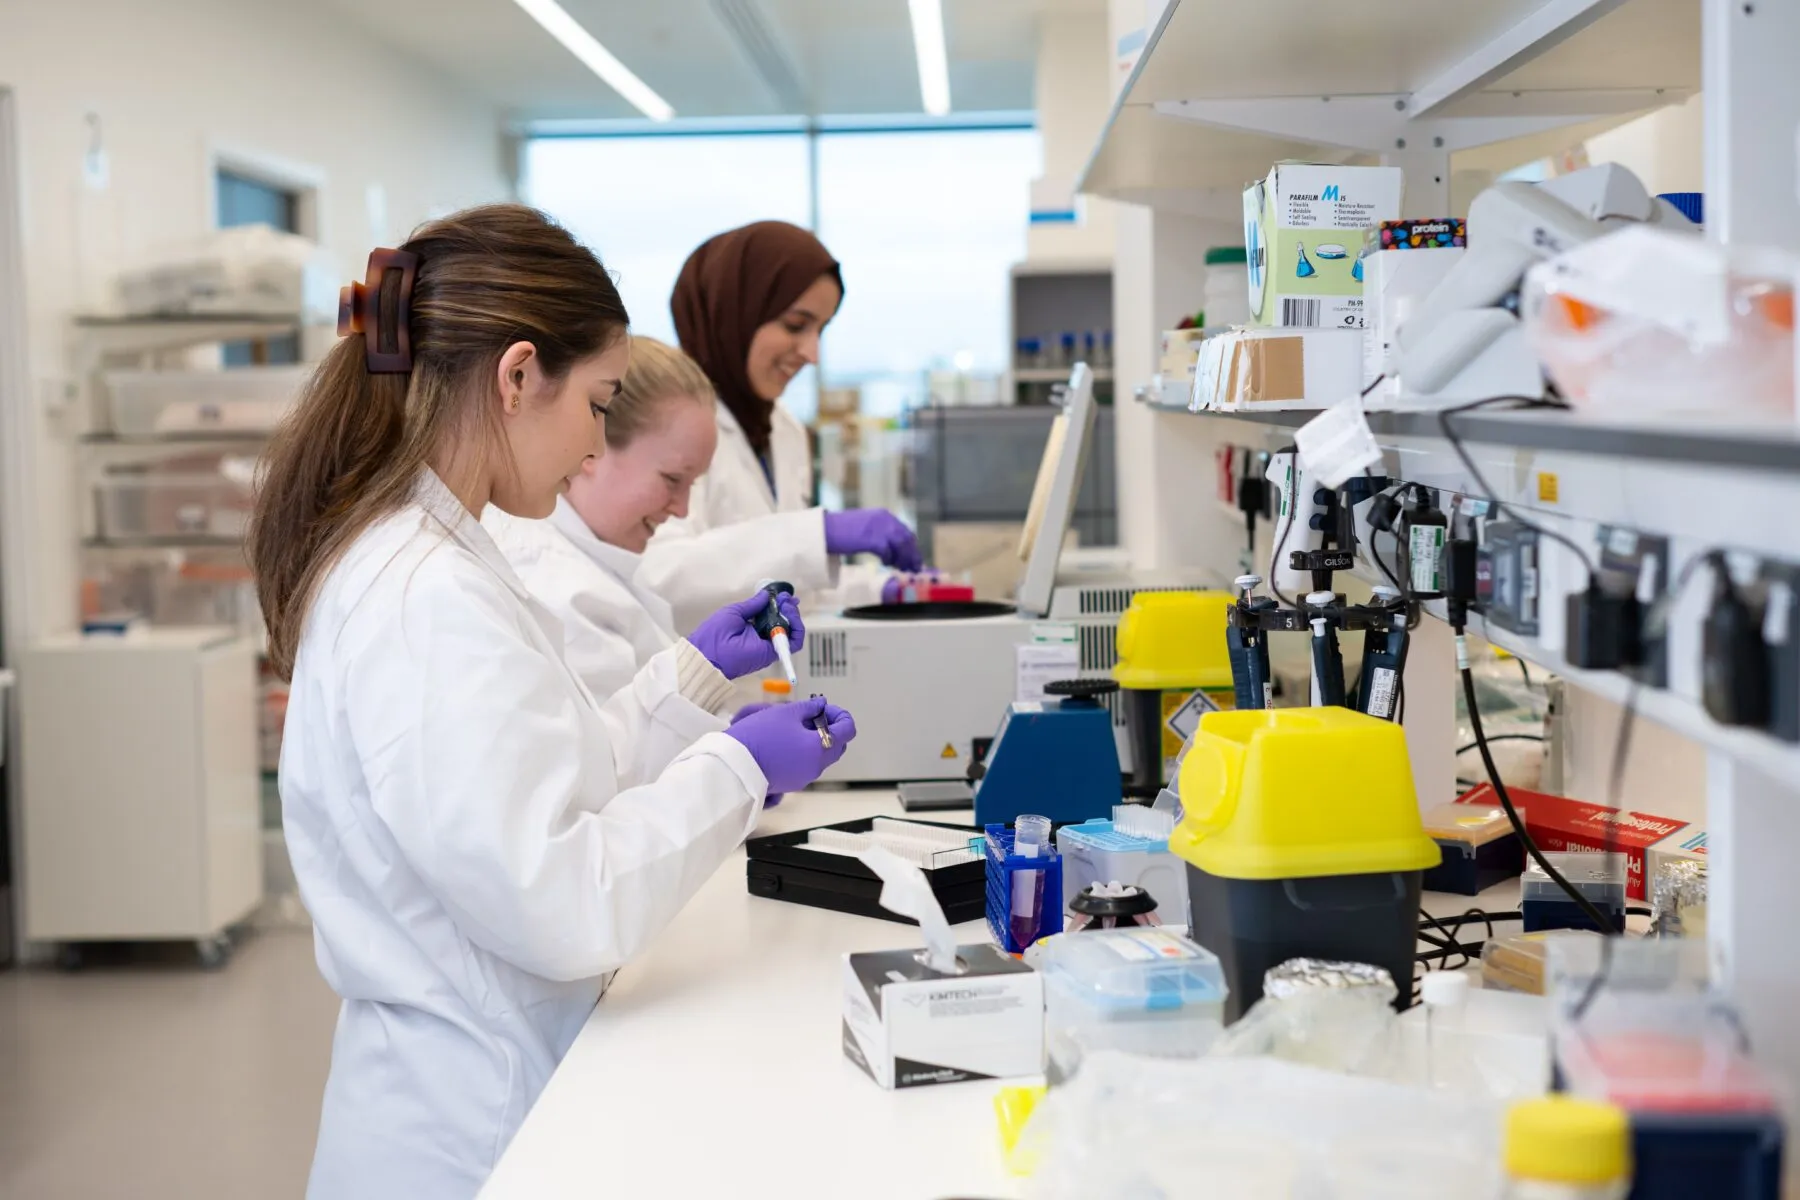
[745,816,986,925]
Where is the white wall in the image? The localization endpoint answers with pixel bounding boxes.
[1585,95,1706,196]
[0,0,510,638]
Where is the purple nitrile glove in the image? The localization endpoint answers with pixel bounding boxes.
[823,509,923,573]
[686,589,806,679]
[730,703,783,806]
[723,695,858,796]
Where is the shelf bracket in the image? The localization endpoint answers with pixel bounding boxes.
[1407,0,1629,118]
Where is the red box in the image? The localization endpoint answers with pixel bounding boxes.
[1454,783,1692,902]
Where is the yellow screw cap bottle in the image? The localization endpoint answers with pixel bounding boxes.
[1504,1095,1631,1199]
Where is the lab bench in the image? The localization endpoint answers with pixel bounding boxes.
[479,789,1538,1199]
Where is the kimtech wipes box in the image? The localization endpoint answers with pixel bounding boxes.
[843,943,1043,1089]
[1244,163,1403,330]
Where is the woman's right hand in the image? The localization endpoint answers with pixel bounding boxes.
[823,509,922,572]
[722,695,856,795]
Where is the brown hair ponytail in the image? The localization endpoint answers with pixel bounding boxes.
[249,203,628,679]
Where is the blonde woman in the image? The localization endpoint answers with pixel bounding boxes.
[485,336,775,705]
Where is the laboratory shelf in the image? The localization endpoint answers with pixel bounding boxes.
[1014,367,1112,383]
[72,313,307,357]
[1078,0,1700,207]
[82,534,246,552]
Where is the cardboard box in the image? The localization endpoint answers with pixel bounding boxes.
[1196,327,1363,412]
[1454,783,1705,902]
[1360,244,1465,397]
[842,942,1044,1089]
[1244,163,1403,329]
[1159,328,1207,382]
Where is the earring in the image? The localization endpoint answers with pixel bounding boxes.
[507,396,521,413]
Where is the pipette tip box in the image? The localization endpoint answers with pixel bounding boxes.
[1419,802,1525,895]
[746,817,985,925]
[842,942,1043,1090]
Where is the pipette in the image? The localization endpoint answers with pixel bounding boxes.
[751,578,799,686]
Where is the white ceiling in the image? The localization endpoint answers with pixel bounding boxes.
[322,0,1094,121]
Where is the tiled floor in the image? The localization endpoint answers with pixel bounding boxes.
[0,928,339,1199]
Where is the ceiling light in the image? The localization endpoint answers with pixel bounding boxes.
[907,0,951,116]
[508,0,675,121]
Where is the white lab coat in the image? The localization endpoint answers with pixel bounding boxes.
[483,498,705,709]
[281,468,764,1200]
[639,400,885,633]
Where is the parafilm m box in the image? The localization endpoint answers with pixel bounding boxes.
[842,942,1043,1089]
[1244,163,1403,330]
[1454,784,1704,902]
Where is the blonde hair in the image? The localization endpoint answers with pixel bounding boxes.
[608,335,715,449]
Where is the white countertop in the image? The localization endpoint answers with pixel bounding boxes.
[480,789,1535,1200]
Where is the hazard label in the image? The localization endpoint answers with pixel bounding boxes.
[940,743,958,759]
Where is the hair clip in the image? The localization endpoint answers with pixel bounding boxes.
[337,247,419,373]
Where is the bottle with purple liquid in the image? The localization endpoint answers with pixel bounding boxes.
[1009,814,1053,950]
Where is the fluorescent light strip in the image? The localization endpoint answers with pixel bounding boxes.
[509,0,675,122]
[907,0,951,117]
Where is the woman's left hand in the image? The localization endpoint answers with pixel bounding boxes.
[687,589,806,679]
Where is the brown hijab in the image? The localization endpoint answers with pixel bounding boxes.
[670,221,842,457]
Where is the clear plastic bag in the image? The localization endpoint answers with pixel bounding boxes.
[1020,1054,1502,1199]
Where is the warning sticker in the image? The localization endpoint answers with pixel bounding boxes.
[1165,689,1221,746]
[940,743,958,759]
[1537,472,1560,504]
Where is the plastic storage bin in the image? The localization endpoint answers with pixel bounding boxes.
[101,365,308,436]
[1522,852,1626,933]
[1173,707,1440,1020]
[1202,246,1250,328]
[1055,806,1188,924]
[1421,802,1526,895]
[94,470,254,541]
[1038,927,1227,1082]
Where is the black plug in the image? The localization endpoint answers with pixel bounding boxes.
[1368,490,1404,535]
[1444,535,1480,630]
[1565,583,1642,671]
[1702,558,1771,728]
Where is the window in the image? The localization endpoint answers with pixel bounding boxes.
[814,129,1036,420]
[215,169,300,366]
[522,125,1038,425]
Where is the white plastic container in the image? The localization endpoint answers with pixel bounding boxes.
[94,472,253,541]
[1202,246,1250,329]
[1038,927,1228,1082]
[1055,809,1188,923]
[101,365,308,436]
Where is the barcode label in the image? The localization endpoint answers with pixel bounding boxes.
[1282,298,1321,326]
[1368,666,1399,720]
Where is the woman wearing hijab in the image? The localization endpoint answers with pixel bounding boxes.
[637,220,923,633]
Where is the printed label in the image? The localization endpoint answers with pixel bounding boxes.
[1165,688,1222,746]
[1408,525,1444,592]
[1536,473,1560,504]
[1098,928,1202,963]
[1367,666,1399,720]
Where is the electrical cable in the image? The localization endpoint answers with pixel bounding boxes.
[1457,632,1621,936]
[1436,396,1596,582]
[1456,733,1545,754]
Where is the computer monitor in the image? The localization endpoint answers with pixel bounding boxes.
[1015,362,1096,619]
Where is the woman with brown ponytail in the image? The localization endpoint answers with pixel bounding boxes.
[637,220,925,632]
[250,205,854,1199]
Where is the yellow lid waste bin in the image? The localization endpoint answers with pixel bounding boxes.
[1172,706,1439,1019]
[1111,590,1234,796]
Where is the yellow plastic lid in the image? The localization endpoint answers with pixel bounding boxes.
[1171,707,1441,880]
[994,1084,1046,1176]
[762,678,793,696]
[1505,1096,1631,1184]
[1112,590,1235,690]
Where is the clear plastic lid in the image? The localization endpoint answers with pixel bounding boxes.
[1420,802,1519,848]
[1522,851,1627,905]
[1038,928,1228,1013]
